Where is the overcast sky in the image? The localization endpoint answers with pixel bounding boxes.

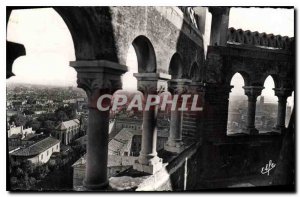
[6,7,294,104]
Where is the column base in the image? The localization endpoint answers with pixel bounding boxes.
[164,141,185,153]
[83,179,109,190]
[133,156,163,175]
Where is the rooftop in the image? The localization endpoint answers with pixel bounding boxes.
[56,119,80,130]
[10,136,60,157]
[108,129,134,155]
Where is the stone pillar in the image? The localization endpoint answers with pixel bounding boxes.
[199,84,232,180]
[70,60,127,190]
[133,73,171,174]
[243,86,264,135]
[272,88,293,133]
[201,84,233,140]
[208,7,230,46]
[164,79,191,153]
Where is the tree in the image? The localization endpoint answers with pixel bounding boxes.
[26,119,41,131]
[55,111,68,122]
[23,109,34,115]
[43,120,56,131]
[9,114,27,127]
[21,160,34,175]
[55,105,76,120]
[16,167,24,178]
[10,177,18,187]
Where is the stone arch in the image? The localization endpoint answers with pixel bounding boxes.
[189,62,200,81]
[54,7,119,61]
[168,53,183,79]
[122,44,138,90]
[6,8,77,83]
[131,35,157,73]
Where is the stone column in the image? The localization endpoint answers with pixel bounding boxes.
[272,88,293,133]
[70,60,127,190]
[133,73,171,174]
[164,79,191,153]
[243,86,264,135]
[208,7,230,46]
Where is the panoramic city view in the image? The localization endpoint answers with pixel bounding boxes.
[6,6,295,192]
[227,74,294,135]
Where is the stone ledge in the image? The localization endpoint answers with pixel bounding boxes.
[109,140,200,191]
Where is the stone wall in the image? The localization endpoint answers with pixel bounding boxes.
[55,7,206,80]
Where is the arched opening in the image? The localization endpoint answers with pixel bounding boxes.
[227,73,247,135]
[132,35,156,73]
[6,8,86,190]
[286,91,294,127]
[7,8,76,86]
[256,76,277,133]
[122,44,138,90]
[169,53,183,79]
[189,62,200,81]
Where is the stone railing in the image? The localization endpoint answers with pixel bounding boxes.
[227,27,294,50]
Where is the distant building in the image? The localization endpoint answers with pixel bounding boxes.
[10,137,60,165]
[34,110,47,115]
[8,133,41,148]
[6,110,18,118]
[7,125,35,139]
[108,129,134,156]
[54,119,80,145]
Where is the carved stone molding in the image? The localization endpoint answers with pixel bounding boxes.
[70,60,127,104]
[243,86,264,101]
[134,73,171,95]
[273,88,293,100]
[168,79,191,95]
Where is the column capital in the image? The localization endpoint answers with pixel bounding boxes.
[168,79,192,95]
[243,86,264,101]
[134,72,171,95]
[70,60,127,106]
[273,88,293,99]
[189,81,206,93]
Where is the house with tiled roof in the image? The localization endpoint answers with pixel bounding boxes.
[54,119,80,145]
[10,137,60,165]
[108,129,134,156]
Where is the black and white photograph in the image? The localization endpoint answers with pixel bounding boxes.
[4,2,296,193]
